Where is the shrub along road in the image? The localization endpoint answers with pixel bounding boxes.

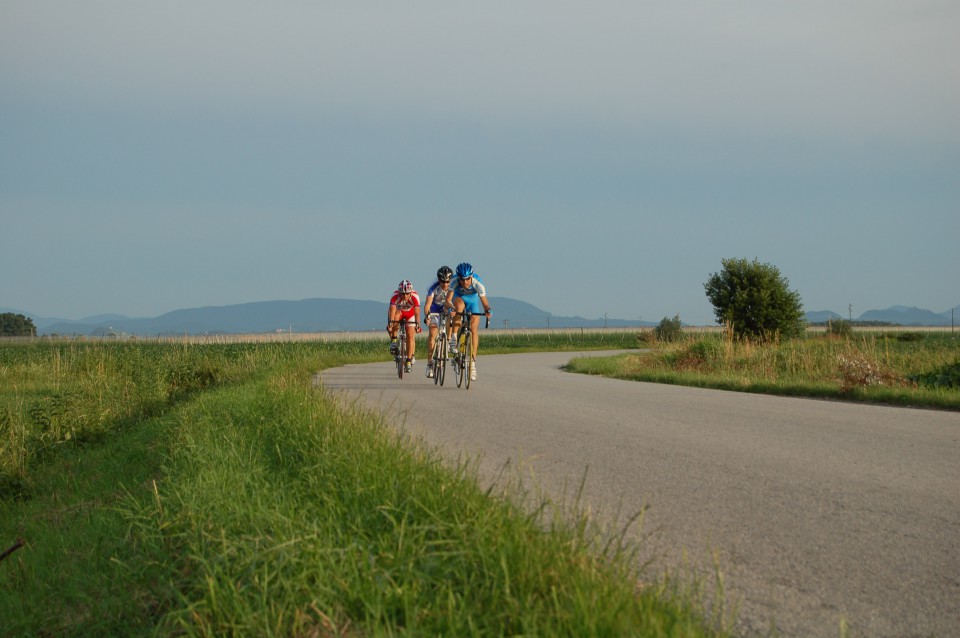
[321,350,959,638]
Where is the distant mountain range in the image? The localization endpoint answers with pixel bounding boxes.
[804,305,959,326]
[3,300,957,336]
[2,297,648,336]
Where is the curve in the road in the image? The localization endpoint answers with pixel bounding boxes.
[320,350,960,638]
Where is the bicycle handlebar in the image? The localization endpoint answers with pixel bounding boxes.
[450,308,492,329]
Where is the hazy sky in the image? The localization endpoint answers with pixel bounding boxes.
[2,1,958,324]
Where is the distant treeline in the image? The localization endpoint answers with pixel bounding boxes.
[0,312,37,337]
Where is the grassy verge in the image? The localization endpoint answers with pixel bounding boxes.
[567,331,960,410]
[2,338,723,637]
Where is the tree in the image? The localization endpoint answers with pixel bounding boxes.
[704,258,805,340]
[0,313,37,337]
[654,314,683,342]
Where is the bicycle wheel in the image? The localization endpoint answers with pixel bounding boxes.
[397,325,406,379]
[436,336,447,386]
[461,330,471,389]
[454,331,465,388]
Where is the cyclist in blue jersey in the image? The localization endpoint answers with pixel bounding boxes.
[445,262,492,381]
[422,265,454,378]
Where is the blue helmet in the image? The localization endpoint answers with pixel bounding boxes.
[455,262,474,278]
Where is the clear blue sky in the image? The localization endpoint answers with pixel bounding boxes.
[2,2,958,324]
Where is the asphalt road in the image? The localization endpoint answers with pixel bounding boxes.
[319,350,960,638]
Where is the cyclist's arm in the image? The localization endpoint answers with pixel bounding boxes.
[386,301,397,330]
[413,295,423,332]
[475,281,492,315]
[423,294,435,322]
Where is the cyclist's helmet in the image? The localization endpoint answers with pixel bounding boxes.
[437,266,453,282]
[397,279,414,293]
[455,262,474,279]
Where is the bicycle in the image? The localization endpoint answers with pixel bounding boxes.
[390,318,413,379]
[451,310,490,389]
[428,312,449,386]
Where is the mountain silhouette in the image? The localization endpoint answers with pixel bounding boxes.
[13,297,648,336]
[6,301,956,336]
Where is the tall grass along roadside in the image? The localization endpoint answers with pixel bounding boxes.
[568,330,960,410]
[2,337,724,637]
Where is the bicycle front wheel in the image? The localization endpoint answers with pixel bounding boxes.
[454,351,464,388]
[397,335,406,379]
[460,330,472,389]
[434,338,446,386]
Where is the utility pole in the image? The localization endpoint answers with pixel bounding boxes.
[604,313,608,328]
[848,304,853,322]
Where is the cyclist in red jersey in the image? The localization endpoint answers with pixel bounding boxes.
[387,279,422,373]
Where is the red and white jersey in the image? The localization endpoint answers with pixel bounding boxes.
[390,290,421,314]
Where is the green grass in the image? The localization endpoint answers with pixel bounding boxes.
[1,337,724,637]
[567,331,960,410]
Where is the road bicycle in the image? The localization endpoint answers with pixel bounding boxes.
[451,310,490,389]
[390,318,413,379]
[428,312,449,386]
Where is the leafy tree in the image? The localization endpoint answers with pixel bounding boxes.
[0,312,37,337]
[704,258,805,340]
[654,314,683,342]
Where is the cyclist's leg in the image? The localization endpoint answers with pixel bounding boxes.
[462,294,483,359]
[404,316,416,359]
[469,313,481,359]
[427,315,437,355]
[451,298,466,349]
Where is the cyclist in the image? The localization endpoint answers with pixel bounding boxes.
[387,279,422,373]
[445,262,492,381]
[422,265,454,378]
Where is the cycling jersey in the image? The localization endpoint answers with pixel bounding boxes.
[452,275,487,314]
[452,275,486,299]
[390,290,421,320]
[425,281,452,314]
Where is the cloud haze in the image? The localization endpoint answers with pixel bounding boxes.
[2,1,957,322]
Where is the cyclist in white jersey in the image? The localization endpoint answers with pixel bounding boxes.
[422,265,454,378]
[445,262,492,381]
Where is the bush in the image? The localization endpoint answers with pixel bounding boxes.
[704,258,805,341]
[635,330,655,345]
[910,361,960,389]
[896,332,925,342]
[836,353,898,392]
[654,315,683,343]
[827,319,853,338]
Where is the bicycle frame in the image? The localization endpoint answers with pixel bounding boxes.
[451,309,490,389]
[391,318,411,379]
[429,312,448,386]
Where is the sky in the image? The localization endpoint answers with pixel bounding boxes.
[2,1,958,325]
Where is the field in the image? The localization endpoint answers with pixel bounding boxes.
[567,329,960,411]
[1,334,731,637]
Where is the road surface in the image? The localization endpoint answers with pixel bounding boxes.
[320,350,960,637]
